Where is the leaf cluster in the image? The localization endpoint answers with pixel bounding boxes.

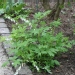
[10,11,74,73]
[0,1,31,18]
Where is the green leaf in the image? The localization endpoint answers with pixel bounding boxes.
[53,60,60,66]
[48,51,54,57]
[40,21,46,26]
[50,19,61,27]
[2,61,9,67]
[67,1,71,7]
[0,9,5,15]
[43,65,52,74]
[13,3,25,11]
[12,59,22,67]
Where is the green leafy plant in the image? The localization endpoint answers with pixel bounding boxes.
[0,0,30,17]
[10,10,73,73]
[3,2,31,23]
[0,0,7,15]
[0,36,5,42]
[5,2,26,15]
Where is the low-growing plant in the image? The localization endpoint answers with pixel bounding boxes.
[0,0,31,18]
[3,2,31,24]
[10,10,74,73]
[4,2,27,17]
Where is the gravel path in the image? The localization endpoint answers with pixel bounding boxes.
[0,18,33,75]
[0,18,14,75]
[0,43,14,75]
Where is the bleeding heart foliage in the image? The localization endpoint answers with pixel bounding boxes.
[10,10,74,73]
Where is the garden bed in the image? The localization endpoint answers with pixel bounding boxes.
[4,3,75,75]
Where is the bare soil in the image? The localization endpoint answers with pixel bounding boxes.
[5,2,75,75]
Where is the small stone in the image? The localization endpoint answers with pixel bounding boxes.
[0,18,5,22]
[18,65,33,75]
[0,23,7,27]
[62,55,68,58]
[0,28,10,33]
[55,70,60,73]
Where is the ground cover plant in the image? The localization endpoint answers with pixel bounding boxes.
[10,10,74,73]
[0,0,31,18]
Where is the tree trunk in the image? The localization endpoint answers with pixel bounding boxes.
[42,0,51,11]
[54,0,65,20]
[42,0,65,20]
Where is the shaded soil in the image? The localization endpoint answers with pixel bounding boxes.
[5,2,75,75]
